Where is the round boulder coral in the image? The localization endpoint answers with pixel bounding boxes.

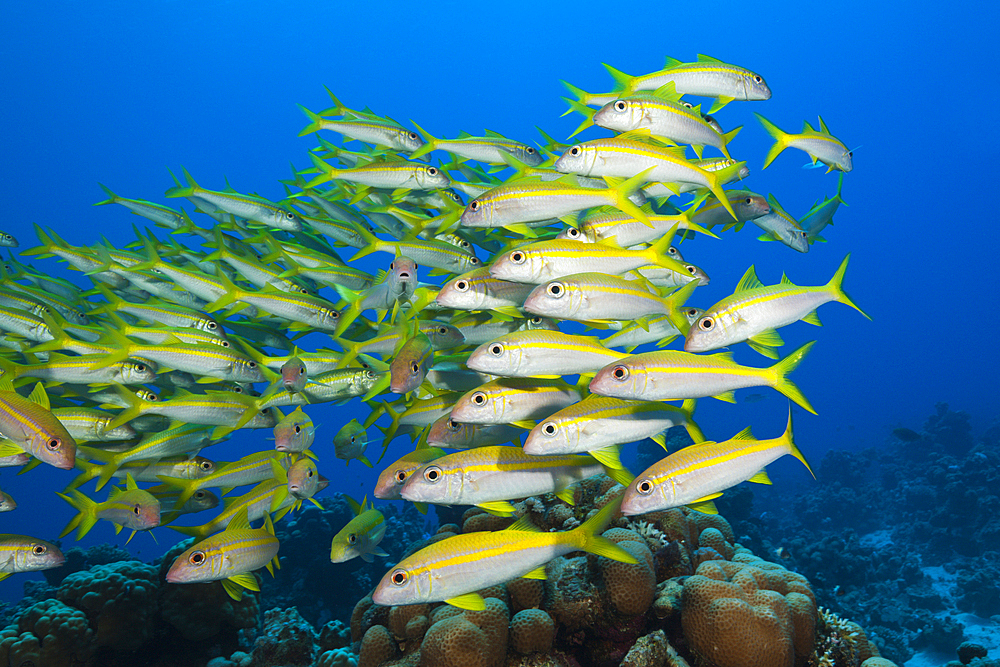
[681,555,816,667]
[57,560,159,651]
[420,597,509,667]
[1,598,97,667]
[358,624,396,667]
[600,540,656,616]
[509,609,554,654]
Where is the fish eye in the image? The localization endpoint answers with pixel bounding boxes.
[32,544,46,556]
[394,470,408,483]
[569,146,581,156]
[348,534,357,544]
[294,425,302,434]
[681,101,693,109]
[510,251,525,264]
[471,391,486,405]
[447,419,461,432]
[546,282,564,297]
[133,505,141,515]
[611,365,629,381]
[469,200,480,211]
[135,364,145,372]
[221,340,230,347]
[753,75,763,84]
[194,491,206,499]
[408,132,419,140]
[454,280,469,292]
[699,317,715,331]
[390,262,394,270]
[391,569,408,586]
[567,228,579,238]
[147,393,159,402]
[438,326,448,334]
[234,385,244,393]
[489,343,504,356]
[667,246,679,257]
[308,468,315,477]
[248,361,257,368]
[207,321,217,329]
[410,361,420,374]
[636,479,653,495]
[286,212,295,220]
[526,147,535,154]
[189,551,206,565]
[704,115,715,123]
[365,370,377,379]
[427,167,438,175]
[541,421,557,436]
[299,367,306,375]
[686,265,697,274]
[423,466,442,482]
[469,257,480,265]
[529,316,543,324]
[201,461,213,470]
[847,151,853,158]
[614,101,627,112]
[745,197,753,205]
[46,438,61,451]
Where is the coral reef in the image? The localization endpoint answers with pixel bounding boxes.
[348,474,893,667]
[722,403,1000,665]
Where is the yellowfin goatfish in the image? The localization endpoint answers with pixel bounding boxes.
[400,445,633,516]
[0,489,15,512]
[334,418,372,467]
[523,397,703,464]
[0,535,64,581]
[408,123,544,166]
[57,475,161,542]
[601,55,771,113]
[488,232,687,284]
[467,330,627,377]
[750,194,810,253]
[449,377,582,426]
[685,256,869,358]
[330,496,388,563]
[426,416,521,450]
[553,136,741,221]
[273,406,316,454]
[280,356,308,394]
[589,342,817,414]
[621,408,813,516]
[372,497,636,610]
[374,446,447,501]
[756,114,853,173]
[523,272,697,325]
[389,329,433,394]
[165,168,305,231]
[0,380,76,469]
[165,507,279,601]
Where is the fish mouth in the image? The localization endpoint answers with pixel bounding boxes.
[398,272,411,279]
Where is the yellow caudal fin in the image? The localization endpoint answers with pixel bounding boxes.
[780,405,815,479]
[679,398,706,443]
[755,113,790,169]
[56,489,99,540]
[574,495,638,564]
[825,254,871,320]
[769,342,817,415]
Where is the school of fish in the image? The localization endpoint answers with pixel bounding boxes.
[0,54,865,610]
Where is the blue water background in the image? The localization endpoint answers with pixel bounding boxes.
[1,1,997,604]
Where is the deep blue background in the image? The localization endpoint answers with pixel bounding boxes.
[1,1,997,604]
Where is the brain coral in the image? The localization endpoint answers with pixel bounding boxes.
[681,551,816,667]
[358,624,396,667]
[57,560,159,651]
[0,598,97,667]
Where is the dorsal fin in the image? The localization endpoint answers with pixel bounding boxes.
[709,351,735,363]
[696,54,724,63]
[817,116,830,134]
[227,506,252,531]
[663,56,683,69]
[29,382,51,411]
[735,265,763,293]
[779,273,794,285]
[731,426,755,441]
[506,515,541,532]
[125,473,138,491]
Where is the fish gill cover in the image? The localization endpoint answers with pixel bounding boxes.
[0,4,998,667]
